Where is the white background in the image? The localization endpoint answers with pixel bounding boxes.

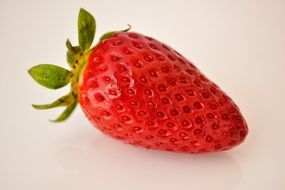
[1,0,285,189]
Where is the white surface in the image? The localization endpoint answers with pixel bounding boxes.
[1,0,285,189]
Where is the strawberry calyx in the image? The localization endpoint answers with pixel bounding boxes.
[28,8,130,122]
[99,24,131,42]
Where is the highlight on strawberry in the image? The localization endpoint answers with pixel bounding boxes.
[28,8,248,153]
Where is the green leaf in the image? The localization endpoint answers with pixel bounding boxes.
[99,24,132,42]
[78,8,96,50]
[50,101,78,122]
[28,64,71,89]
[32,95,69,109]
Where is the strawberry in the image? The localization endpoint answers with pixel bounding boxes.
[28,8,248,153]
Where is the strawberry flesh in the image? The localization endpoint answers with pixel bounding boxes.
[78,32,248,153]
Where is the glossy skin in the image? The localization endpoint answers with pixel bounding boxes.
[78,32,248,153]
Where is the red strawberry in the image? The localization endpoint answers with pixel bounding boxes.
[29,8,248,153]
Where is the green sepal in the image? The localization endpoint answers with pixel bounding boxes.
[66,39,82,54]
[99,24,132,42]
[66,51,75,68]
[66,39,82,68]
[32,95,70,110]
[50,101,78,122]
[78,8,96,50]
[28,64,71,89]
